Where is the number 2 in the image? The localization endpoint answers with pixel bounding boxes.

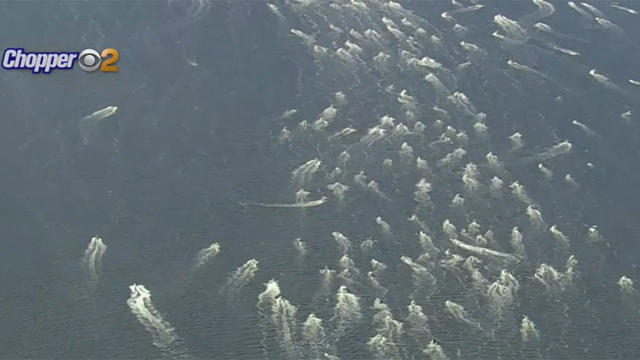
[100,48,119,72]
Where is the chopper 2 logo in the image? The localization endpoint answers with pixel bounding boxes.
[2,48,119,73]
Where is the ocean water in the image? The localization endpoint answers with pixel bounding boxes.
[1,1,640,359]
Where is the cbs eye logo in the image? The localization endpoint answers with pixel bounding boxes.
[77,48,119,72]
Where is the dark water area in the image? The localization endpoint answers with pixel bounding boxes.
[1,1,640,359]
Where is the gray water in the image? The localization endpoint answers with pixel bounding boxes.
[1,1,640,359]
